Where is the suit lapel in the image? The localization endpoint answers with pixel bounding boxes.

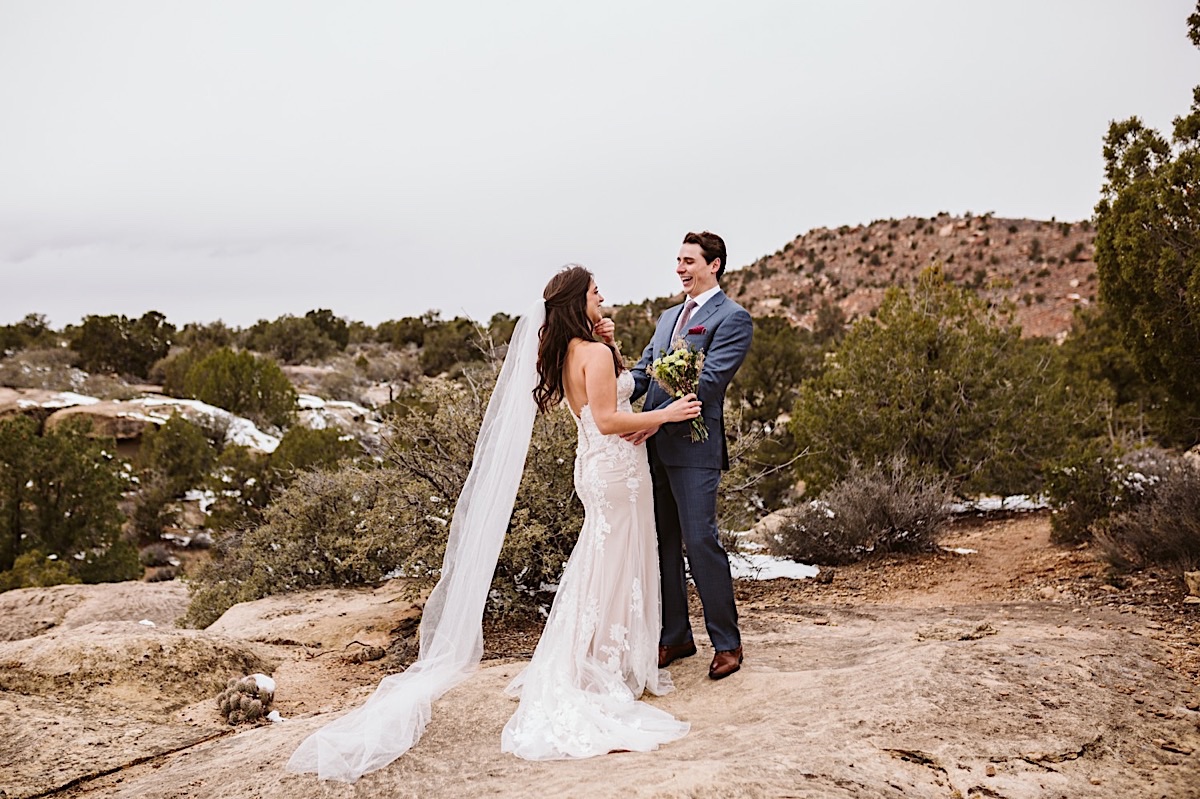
[657,302,685,351]
[684,291,725,334]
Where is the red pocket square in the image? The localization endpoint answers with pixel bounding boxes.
[688,325,706,335]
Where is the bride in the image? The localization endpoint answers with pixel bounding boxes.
[287,266,699,781]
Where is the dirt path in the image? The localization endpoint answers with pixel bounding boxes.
[3,512,1198,799]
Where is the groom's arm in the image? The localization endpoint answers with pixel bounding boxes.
[630,336,655,403]
[696,308,753,409]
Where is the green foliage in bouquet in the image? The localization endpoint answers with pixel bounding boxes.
[650,340,707,442]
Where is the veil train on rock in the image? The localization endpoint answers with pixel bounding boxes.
[285,301,545,783]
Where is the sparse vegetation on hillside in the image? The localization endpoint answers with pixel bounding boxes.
[789,268,1105,497]
[723,214,1096,340]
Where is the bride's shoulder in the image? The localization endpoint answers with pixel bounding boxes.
[569,339,609,359]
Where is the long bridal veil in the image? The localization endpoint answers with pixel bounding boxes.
[286,301,545,783]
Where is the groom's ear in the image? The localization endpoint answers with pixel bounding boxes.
[711,258,721,274]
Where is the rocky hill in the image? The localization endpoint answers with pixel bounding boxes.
[721,214,1096,339]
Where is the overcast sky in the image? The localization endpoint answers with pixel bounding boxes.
[1,1,1196,329]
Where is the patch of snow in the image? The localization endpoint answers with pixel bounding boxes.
[251,673,276,692]
[948,495,1049,514]
[730,553,820,581]
[298,410,328,430]
[941,547,978,555]
[225,417,280,453]
[326,399,373,416]
[138,619,156,627]
[28,392,103,409]
[117,411,170,425]
[267,710,284,723]
[182,489,217,514]
[296,394,326,410]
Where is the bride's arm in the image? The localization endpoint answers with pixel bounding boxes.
[580,343,700,436]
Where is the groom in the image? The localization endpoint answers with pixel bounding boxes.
[627,231,754,680]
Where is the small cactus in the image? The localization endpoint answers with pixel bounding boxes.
[215,673,276,726]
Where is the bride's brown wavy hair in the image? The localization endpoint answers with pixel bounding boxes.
[534,265,623,413]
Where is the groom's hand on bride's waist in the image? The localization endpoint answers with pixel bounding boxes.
[621,424,660,445]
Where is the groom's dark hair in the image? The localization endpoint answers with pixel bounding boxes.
[683,231,727,279]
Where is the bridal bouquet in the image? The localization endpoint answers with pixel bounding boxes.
[650,340,708,443]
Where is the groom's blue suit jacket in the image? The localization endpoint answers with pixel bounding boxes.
[631,290,753,470]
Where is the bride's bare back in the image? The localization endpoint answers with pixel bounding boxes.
[563,339,701,435]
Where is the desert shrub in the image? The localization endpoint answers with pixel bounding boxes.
[185,368,582,626]
[419,316,487,376]
[377,314,430,348]
[1045,446,1178,544]
[314,369,363,403]
[132,415,217,540]
[78,373,139,400]
[349,343,422,385]
[71,311,175,379]
[790,268,1105,496]
[243,315,337,364]
[1045,448,1122,544]
[181,348,296,429]
[131,477,179,541]
[183,466,433,627]
[271,426,361,473]
[201,426,361,534]
[0,550,80,591]
[0,416,137,585]
[145,565,179,582]
[0,313,56,354]
[0,347,85,391]
[770,458,951,565]
[1059,305,1193,446]
[140,542,175,567]
[154,345,213,397]
[175,320,236,350]
[1095,457,1200,574]
[304,309,350,351]
[380,372,582,612]
[1094,25,1200,436]
[203,445,273,531]
[73,537,142,585]
[140,415,217,495]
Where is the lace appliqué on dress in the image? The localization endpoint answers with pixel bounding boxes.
[500,371,688,759]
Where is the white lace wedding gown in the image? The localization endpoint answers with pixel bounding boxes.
[500,370,690,759]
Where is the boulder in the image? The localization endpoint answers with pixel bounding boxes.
[43,400,162,439]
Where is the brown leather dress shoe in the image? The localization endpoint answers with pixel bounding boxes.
[658,640,698,668]
[708,646,744,680]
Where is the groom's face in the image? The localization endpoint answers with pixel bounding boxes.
[676,243,719,298]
